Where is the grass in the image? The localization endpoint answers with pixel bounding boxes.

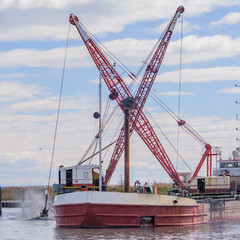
[152,183,172,195]
[1,187,23,201]
[1,186,55,201]
[107,182,172,195]
[1,183,172,201]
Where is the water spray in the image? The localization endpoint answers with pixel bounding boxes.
[40,187,49,218]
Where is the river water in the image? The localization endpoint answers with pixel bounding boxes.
[1,208,240,240]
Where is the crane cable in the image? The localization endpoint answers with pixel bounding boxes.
[82,15,208,147]
[88,97,111,165]
[144,108,193,173]
[41,22,71,217]
[78,103,120,165]
[75,20,171,166]
[77,15,208,171]
[176,13,184,171]
[77,17,192,168]
[80,18,168,94]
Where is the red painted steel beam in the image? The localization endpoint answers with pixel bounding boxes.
[70,7,185,188]
[188,145,212,183]
[104,6,184,185]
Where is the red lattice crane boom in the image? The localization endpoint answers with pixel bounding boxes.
[70,6,185,187]
[105,6,184,184]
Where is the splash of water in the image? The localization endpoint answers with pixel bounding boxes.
[21,186,53,219]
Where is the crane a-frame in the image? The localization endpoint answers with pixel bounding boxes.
[69,6,213,188]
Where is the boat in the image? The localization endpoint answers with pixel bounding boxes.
[54,191,200,227]
[213,147,240,191]
[52,6,240,227]
[53,149,240,227]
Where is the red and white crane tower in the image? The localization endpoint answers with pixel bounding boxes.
[69,6,213,189]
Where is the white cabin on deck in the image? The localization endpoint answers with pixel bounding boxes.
[58,164,101,188]
[212,147,240,191]
[213,159,240,192]
[188,176,231,193]
[213,160,240,177]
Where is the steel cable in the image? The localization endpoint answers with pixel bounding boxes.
[43,22,71,212]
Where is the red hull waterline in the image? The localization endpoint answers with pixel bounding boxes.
[53,191,240,227]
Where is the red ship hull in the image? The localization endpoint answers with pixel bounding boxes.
[53,191,240,227]
[54,191,229,227]
[54,203,207,227]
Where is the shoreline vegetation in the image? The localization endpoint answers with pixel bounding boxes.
[1,186,55,201]
[1,183,172,201]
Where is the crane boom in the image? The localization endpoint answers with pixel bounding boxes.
[70,6,185,187]
[70,14,132,107]
[105,6,184,184]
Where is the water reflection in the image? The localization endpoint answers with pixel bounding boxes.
[1,209,240,240]
[54,222,240,240]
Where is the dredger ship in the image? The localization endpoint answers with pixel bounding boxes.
[52,6,240,227]
[53,148,240,227]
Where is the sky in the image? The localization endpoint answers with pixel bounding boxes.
[0,0,240,186]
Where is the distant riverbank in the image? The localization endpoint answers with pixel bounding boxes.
[1,183,171,201]
[1,186,55,201]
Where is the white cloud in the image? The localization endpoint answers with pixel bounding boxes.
[0,85,237,185]
[153,20,201,35]
[0,46,92,68]
[0,25,69,42]
[0,104,105,185]
[166,35,240,65]
[211,12,240,26]
[157,66,240,83]
[6,95,95,113]
[0,81,48,102]
[1,34,240,69]
[159,91,194,96]
[0,0,240,186]
[0,2,183,42]
[182,0,240,16]
[0,0,91,10]
[218,87,240,94]
[7,97,60,112]
[0,73,26,79]
[0,105,236,185]
[1,1,239,42]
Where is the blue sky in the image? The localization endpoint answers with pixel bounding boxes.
[0,0,240,186]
